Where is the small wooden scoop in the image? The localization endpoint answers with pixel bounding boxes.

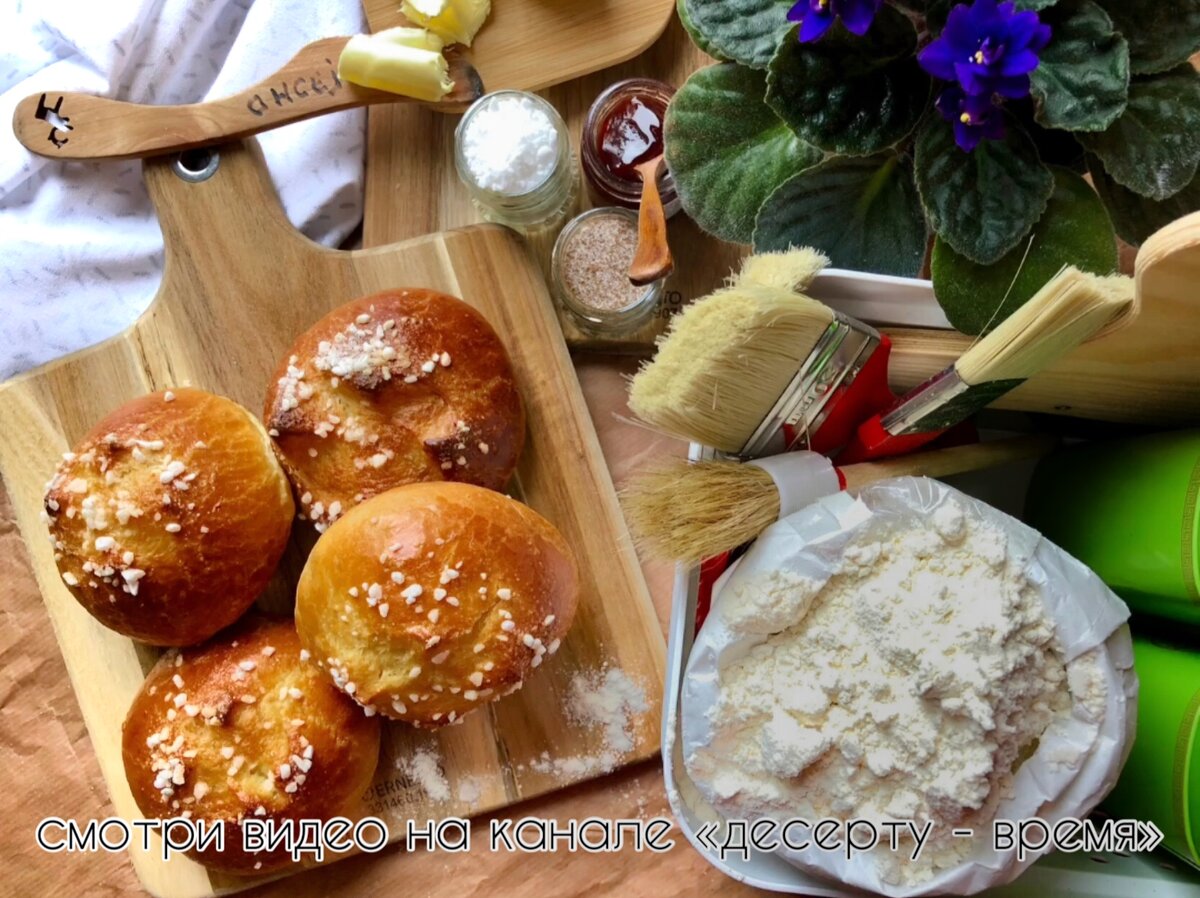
[628,154,674,286]
[12,37,484,161]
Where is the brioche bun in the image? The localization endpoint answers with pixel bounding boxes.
[121,616,381,874]
[43,388,294,646]
[263,290,525,533]
[295,482,578,727]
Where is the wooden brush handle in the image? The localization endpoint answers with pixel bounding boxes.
[839,434,1059,492]
[12,38,483,161]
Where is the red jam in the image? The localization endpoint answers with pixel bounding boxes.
[581,78,680,216]
[597,94,667,180]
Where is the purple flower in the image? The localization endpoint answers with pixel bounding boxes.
[787,0,883,43]
[919,0,1051,99]
[936,85,1006,151]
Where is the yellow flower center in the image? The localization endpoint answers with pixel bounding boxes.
[973,50,986,64]
[960,112,973,124]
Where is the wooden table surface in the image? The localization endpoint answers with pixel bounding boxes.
[0,16,769,897]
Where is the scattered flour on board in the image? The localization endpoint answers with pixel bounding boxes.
[457,776,483,807]
[392,668,649,804]
[396,747,451,802]
[527,666,650,778]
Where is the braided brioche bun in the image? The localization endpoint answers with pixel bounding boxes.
[121,616,381,874]
[295,482,578,727]
[43,388,294,646]
[263,290,525,533]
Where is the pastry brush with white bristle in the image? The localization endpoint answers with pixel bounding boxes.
[621,434,1058,563]
[838,267,1134,464]
[729,247,830,293]
[627,249,896,457]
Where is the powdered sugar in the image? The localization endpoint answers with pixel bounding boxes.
[459,93,559,195]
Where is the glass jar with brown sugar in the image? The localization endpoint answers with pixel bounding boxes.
[551,208,665,336]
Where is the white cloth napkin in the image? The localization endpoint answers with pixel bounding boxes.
[0,0,367,380]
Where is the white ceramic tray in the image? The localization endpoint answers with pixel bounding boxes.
[808,269,952,330]
[661,442,1200,897]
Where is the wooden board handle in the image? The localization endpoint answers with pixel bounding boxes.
[840,433,1060,492]
[12,38,483,161]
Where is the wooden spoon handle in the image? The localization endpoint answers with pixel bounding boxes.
[12,37,483,161]
[628,156,674,287]
[839,433,1060,493]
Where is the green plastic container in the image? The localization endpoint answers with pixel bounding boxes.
[1026,430,1200,624]
[1104,635,1200,870]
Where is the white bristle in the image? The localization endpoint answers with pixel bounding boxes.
[730,247,829,293]
[628,284,836,454]
[956,268,1134,386]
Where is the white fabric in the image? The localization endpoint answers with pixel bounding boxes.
[0,0,367,379]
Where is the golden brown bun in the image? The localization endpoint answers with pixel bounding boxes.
[122,616,381,874]
[263,290,525,532]
[295,482,578,727]
[43,388,294,646]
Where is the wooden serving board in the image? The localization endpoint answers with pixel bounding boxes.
[363,0,676,97]
[0,139,664,898]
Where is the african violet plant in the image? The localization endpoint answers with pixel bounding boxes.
[668,0,1200,333]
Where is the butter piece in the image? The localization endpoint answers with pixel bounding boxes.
[338,28,454,102]
[376,25,445,52]
[401,0,491,47]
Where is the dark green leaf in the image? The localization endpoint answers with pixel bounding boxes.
[677,0,732,62]
[665,63,823,244]
[1012,99,1087,170]
[1094,0,1200,75]
[766,9,931,156]
[679,0,795,69]
[1015,0,1060,9]
[914,114,1055,264]
[924,0,953,31]
[1089,155,1200,246]
[1077,66,1200,201]
[752,154,927,276]
[1030,0,1129,132]
[932,170,1118,334]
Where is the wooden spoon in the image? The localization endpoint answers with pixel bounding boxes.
[12,38,484,161]
[628,154,674,286]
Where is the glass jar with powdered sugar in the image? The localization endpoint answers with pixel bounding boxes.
[454,91,579,237]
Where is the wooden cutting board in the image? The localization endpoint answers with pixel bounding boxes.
[363,0,676,96]
[0,139,664,898]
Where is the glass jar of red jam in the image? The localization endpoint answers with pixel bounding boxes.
[580,78,681,218]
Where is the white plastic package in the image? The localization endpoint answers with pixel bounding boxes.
[681,477,1137,897]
